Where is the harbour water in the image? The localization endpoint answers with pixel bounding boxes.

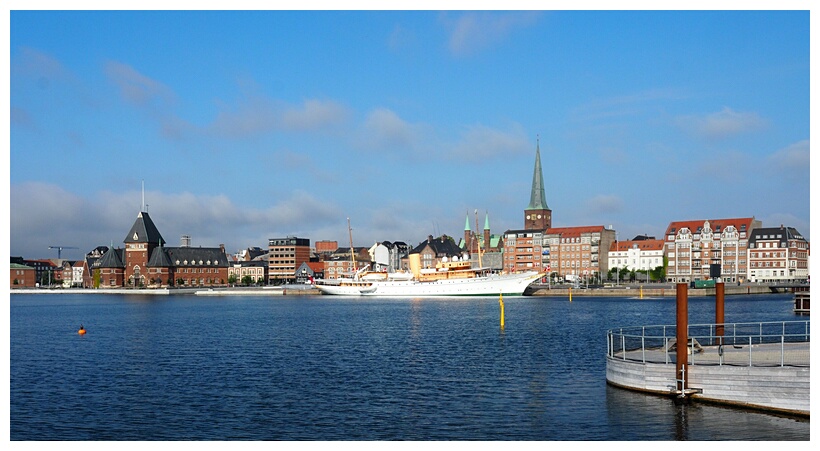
[10,292,810,440]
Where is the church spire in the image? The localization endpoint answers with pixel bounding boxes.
[524,137,552,230]
[526,137,548,211]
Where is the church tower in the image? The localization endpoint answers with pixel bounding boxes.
[524,139,552,230]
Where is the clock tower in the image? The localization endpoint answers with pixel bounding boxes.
[524,139,551,231]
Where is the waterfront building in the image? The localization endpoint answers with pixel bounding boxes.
[268,237,311,284]
[228,260,268,285]
[664,217,760,283]
[541,226,616,282]
[92,211,230,288]
[10,263,36,288]
[607,236,665,277]
[747,225,809,283]
[21,258,59,286]
[295,261,325,284]
[503,229,545,274]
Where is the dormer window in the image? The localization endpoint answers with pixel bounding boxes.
[133,232,139,240]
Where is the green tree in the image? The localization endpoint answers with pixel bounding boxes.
[241,275,254,285]
[228,274,237,286]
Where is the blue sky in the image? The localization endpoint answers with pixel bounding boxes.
[6,7,812,260]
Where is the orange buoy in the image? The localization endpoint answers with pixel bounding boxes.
[78,326,86,335]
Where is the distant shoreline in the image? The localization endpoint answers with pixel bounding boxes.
[10,284,789,298]
[9,286,320,296]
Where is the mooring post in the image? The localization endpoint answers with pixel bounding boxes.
[676,283,688,392]
[715,282,725,346]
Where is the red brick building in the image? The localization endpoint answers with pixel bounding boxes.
[10,263,36,288]
[93,211,230,288]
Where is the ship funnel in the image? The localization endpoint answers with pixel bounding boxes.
[409,253,421,279]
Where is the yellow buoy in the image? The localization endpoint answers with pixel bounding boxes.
[499,293,505,328]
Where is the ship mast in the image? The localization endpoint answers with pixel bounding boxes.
[348,218,356,272]
[475,209,483,268]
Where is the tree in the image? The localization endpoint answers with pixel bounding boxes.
[177,278,185,286]
[241,275,253,286]
[228,274,237,286]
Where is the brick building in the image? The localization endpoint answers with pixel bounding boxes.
[93,211,230,288]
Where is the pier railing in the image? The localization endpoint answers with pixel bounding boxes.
[607,321,810,367]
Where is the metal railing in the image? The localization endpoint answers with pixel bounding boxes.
[607,321,810,367]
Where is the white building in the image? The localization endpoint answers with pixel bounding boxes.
[608,237,665,274]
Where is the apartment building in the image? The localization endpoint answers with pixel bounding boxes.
[268,237,311,284]
[664,217,760,283]
[542,226,616,281]
[747,226,809,283]
[503,229,544,273]
[608,236,665,274]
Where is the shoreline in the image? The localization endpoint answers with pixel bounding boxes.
[10,284,788,298]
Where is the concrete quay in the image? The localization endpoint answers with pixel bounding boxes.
[606,341,810,417]
[528,284,776,297]
[10,286,321,296]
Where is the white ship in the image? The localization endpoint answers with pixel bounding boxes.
[314,254,541,297]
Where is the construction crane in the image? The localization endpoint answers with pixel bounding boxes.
[49,246,79,259]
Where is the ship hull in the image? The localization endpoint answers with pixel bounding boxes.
[314,271,540,297]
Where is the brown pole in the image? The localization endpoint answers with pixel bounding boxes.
[676,283,688,391]
[715,282,725,345]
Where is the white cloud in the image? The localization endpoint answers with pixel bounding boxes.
[281,99,349,131]
[359,108,423,150]
[585,194,625,215]
[104,60,176,108]
[448,123,530,161]
[210,95,349,138]
[442,12,540,57]
[675,107,768,140]
[767,139,809,171]
[13,47,72,82]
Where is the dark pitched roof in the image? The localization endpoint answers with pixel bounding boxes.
[148,246,173,267]
[164,247,229,267]
[411,235,462,257]
[97,247,124,268]
[124,211,166,246]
